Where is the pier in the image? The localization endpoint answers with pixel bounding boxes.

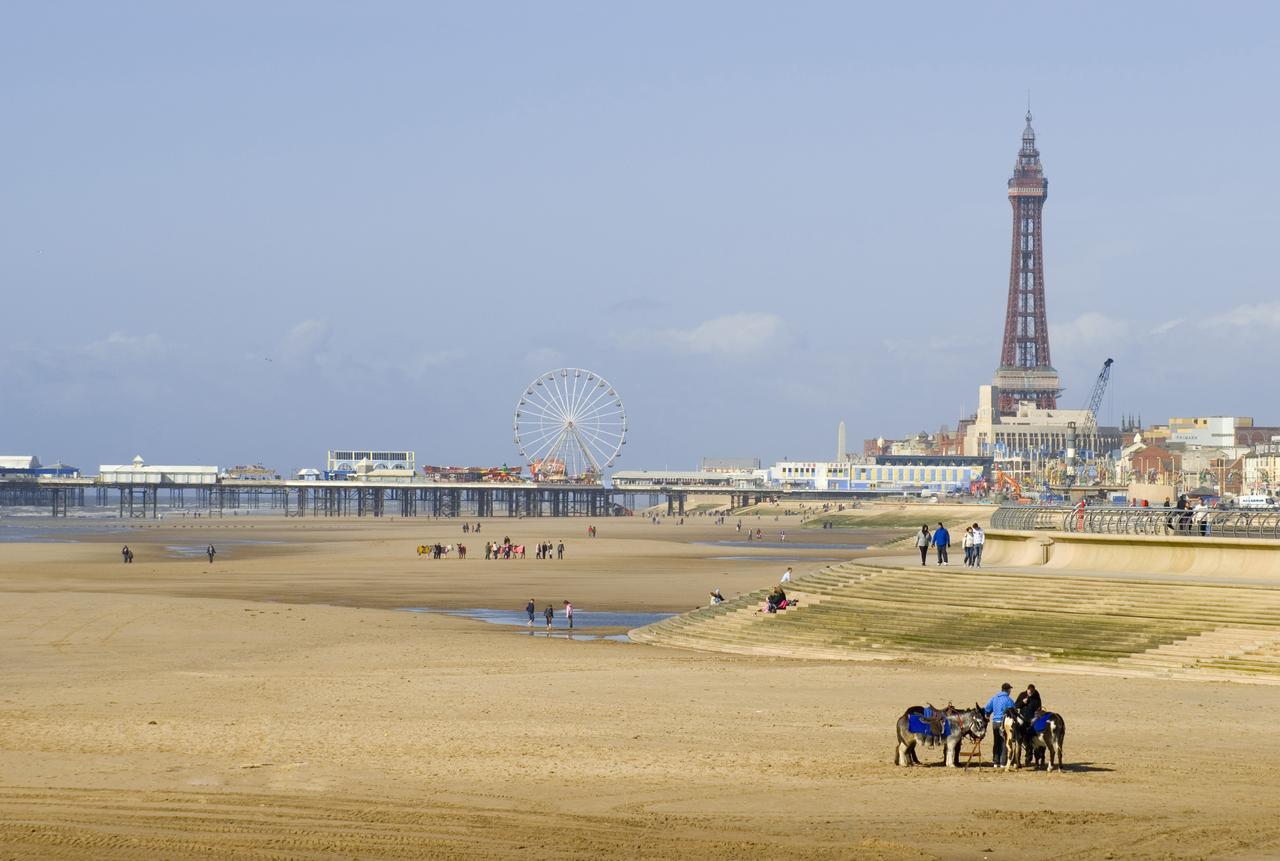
[0,477,624,519]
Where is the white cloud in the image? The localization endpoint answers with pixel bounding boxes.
[1049,312,1131,355]
[522,347,565,369]
[279,319,330,366]
[84,331,167,361]
[1206,302,1280,332]
[1149,318,1184,336]
[639,312,788,357]
[406,350,464,378]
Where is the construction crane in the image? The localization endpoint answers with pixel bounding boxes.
[1066,358,1114,486]
[1081,358,1114,437]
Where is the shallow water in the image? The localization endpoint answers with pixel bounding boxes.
[695,540,867,551]
[0,521,128,543]
[708,555,845,562]
[164,540,282,558]
[400,606,673,634]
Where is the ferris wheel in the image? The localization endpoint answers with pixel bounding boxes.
[514,368,627,483]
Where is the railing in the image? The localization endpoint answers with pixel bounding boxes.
[991,504,1280,540]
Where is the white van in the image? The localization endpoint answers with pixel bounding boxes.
[1236,495,1278,509]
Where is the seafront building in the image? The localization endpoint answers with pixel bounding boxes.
[613,454,987,497]
[98,456,217,485]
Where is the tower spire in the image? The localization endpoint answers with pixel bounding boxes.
[994,108,1060,414]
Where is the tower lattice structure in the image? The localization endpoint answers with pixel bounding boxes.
[994,111,1061,414]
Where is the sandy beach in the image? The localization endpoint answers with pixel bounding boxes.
[3,511,1279,860]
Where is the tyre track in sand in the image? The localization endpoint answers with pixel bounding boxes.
[0,786,877,860]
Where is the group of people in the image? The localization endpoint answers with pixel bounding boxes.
[485,540,521,559]
[914,523,984,567]
[1168,494,1214,536]
[984,682,1044,768]
[415,538,567,560]
[460,522,482,534]
[535,540,565,560]
[762,585,791,613]
[526,598,575,630]
[418,543,466,559]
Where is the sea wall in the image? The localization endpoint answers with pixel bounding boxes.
[984,529,1280,579]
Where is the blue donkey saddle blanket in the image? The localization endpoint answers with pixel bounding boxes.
[1032,712,1055,734]
[908,712,950,737]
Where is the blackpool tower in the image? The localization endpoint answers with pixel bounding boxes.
[993,110,1061,414]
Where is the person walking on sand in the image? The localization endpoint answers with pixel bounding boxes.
[914,526,931,566]
[962,528,974,567]
[206,544,216,564]
[557,540,565,560]
[544,604,554,630]
[563,600,574,629]
[526,598,536,627]
[121,545,131,564]
[971,523,985,567]
[932,522,951,566]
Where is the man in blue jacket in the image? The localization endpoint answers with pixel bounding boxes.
[984,682,1016,767]
[931,522,951,566]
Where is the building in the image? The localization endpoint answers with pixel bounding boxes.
[612,469,762,490]
[699,457,761,473]
[98,456,218,485]
[325,450,415,475]
[767,459,983,494]
[1241,438,1280,493]
[1129,445,1183,485]
[1168,417,1246,449]
[0,456,80,478]
[993,110,1061,413]
[223,464,278,480]
[963,385,1121,477]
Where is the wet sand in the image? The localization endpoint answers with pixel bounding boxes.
[2,512,1278,859]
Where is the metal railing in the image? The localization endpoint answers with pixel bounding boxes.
[991,504,1280,540]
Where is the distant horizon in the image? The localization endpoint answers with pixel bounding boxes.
[4,4,1278,472]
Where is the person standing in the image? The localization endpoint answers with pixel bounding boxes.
[543,604,554,630]
[1014,683,1042,766]
[914,526,931,566]
[206,544,216,564]
[556,540,565,560]
[971,523,985,567]
[781,567,792,583]
[932,522,951,566]
[526,598,536,627]
[984,682,1016,767]
[563,600,574,629]
[121,545,131,564]
[962,528,974,567]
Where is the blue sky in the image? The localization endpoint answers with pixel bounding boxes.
[2,2,1278,473]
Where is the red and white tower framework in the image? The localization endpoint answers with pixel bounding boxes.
[993,111,1061,414]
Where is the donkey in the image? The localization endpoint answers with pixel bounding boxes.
[895,704,987,767]
[1000,712,1024,770]
[1008,709,1066,771]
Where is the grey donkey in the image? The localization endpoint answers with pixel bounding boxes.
[895,704,988,767]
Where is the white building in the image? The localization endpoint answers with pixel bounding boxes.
[964,385,1120,461]
[326,450,415,474]
[98,456,218,485]
[767,460,982,494]
[1169,416,1242,449]
[1243,438,1280,493]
